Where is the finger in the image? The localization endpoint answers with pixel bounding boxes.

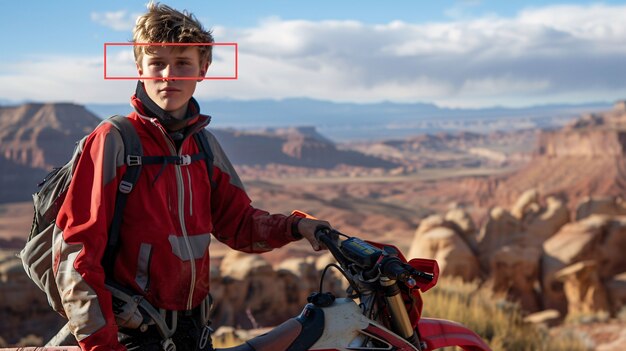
[309,237,321,251]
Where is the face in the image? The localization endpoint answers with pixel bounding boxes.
[136,46,209,119]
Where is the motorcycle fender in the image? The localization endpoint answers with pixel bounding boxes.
[418,318,492,351]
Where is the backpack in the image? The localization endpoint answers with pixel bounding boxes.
[20,115,215,316]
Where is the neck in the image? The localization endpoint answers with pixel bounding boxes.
[135,81,199,131]
[168,102,189,120]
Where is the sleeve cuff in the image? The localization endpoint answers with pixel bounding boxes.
[290,216,303,240]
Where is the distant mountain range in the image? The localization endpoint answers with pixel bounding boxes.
[2,97,612,141]
[0,102,398,203]
[84,98,612,141]
[0,98,622,204]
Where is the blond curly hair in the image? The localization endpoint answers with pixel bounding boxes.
[133,2,214,65]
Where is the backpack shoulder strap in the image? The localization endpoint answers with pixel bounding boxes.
[102,115,143,275]
[193,130,217,189]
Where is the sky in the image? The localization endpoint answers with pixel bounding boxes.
[1,0,626,108]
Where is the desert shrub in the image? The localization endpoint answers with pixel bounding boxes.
[565,310,610,325]
[212,327,247,348]
[421,277,589,351]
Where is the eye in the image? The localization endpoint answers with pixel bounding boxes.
[149,61,165,68]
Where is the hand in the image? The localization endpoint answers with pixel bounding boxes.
[297,218,332,251]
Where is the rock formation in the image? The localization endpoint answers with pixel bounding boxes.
[522,196,570,246]
[575,196,626,220]
[473,103,626,212]
[0,250,65,345]
[555,261,610,318]
[0,103,101,203]
[211,250,346,329]
[409,212,481,282]
[542,214,626,313]
[411,189,626,320]
[0,103,101,170]
[607,273,626,314]
[488,245,542,312]
[211,127,399,170]
[477,207,523,268]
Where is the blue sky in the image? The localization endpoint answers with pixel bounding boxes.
[1,1,626,107]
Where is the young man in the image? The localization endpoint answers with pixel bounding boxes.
[53,3,330,350]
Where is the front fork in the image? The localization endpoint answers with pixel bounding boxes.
[380,277,423,350]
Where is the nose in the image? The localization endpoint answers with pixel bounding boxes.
[161,65,176,82]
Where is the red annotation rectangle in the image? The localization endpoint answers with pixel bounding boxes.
[104,42,238,80]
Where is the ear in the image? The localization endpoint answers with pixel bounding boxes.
[136,61,144,83]
[197,61,210,82]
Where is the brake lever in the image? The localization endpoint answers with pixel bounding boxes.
[410,268,434,282]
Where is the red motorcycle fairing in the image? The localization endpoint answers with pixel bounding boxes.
[309,318,491,351]
[366,241,440,328]
[418,318,491,351]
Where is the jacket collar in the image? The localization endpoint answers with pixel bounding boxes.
[131,81,211,132]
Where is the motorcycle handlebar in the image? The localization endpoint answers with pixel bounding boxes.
[315,227,352,268]
[315,227,434,285]
[380,257,411,282]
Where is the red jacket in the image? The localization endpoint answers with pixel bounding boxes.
[53,97,301,350]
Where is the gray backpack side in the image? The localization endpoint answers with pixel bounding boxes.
[20,115,140,316]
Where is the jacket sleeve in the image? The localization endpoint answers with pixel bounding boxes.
[204,131,301,252]
[52,124,127,351]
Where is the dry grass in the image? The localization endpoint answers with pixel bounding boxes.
[421,277,589,351]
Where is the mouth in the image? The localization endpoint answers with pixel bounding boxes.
[159,87,181,93]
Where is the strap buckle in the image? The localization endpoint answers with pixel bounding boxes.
[119,180,133,194]
[199,325,213,350]
[162,338,176,351]
[178,155,191,166]
[127,155,142,166]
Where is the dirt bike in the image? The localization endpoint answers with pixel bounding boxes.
[218,228,492,351]
[1,228,491,351]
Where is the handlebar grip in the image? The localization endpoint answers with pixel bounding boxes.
[381,258,435,284]
[314,226,332,243]
[381,258,411,282]
[315,228,353,268]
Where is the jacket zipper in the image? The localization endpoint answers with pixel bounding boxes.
[153,119,197,310]
[186,168,193,217]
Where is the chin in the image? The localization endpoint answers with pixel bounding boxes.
[160,102,185,112]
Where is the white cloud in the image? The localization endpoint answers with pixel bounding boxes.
[91,10,140,31]
[0,55,135,103]
[4,4,626,107]
[197,4,626,106]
